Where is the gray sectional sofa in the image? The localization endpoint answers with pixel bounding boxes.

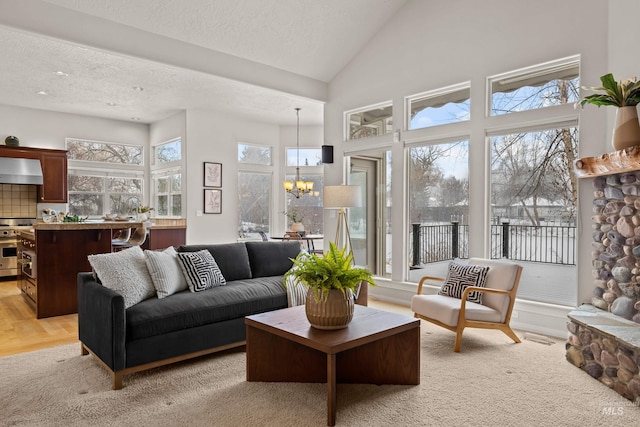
[77,241,302,389]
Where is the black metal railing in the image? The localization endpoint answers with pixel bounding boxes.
[410,221,576,266]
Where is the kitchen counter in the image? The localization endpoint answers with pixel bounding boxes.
[34,220,145,230]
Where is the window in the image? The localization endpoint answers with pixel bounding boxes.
[286,148,322,167]
[68,172,143,216]
[238,143,272,165]
[238,172,272,239]
[284,175,324,234]
[407,84,470,130]
[489,57,580,116]
[152,168,181,217]
[151,138,183,217]
[67,138,145,216]
[408,141,470,266]
[490,125,577,305]
[154,138,181,164]
[67,138,143,165]
[345,102,393,140]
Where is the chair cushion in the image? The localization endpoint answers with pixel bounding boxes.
[438,261,489,304]
[468,258,521,316]
[411,294,501,327]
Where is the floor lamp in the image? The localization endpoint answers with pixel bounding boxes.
[323,185,362,258]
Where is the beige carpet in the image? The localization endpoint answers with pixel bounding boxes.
[1,321,639,427]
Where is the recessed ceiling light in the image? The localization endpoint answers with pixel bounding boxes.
[53,71,69,77]
[131,117,141,121]
[36,90,48,96]
[132,86,144,91]
[106,102,117,106]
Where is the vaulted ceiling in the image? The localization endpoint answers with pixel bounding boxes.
[0,0,407,125]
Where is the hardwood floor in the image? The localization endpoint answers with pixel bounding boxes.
[0,278,78,357]
[0,277,411,357]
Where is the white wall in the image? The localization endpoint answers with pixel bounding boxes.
[183,109,282,244]
[324,0,612,337]
[0,104,148,150]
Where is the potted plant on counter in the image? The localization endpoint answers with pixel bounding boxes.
[577,73,640,151]
[284,242,375,330]
[132,205,154,221]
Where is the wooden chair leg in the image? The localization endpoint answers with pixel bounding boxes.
[501,326,521,344]
[453,327,464,352]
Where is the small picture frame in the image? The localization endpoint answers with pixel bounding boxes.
[204,189,222,214]
[204,162,222,187]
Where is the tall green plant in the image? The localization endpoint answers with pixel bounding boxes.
[284,242,375,301]
[577,73,640,108]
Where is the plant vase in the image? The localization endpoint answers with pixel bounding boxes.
[305,288,354,330]
[612,106,640,151]
[137,212,148,221]
[291,222,305,233]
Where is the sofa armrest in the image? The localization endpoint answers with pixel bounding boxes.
[77,272,126,372]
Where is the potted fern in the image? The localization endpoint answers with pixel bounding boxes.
[284,242,375,329]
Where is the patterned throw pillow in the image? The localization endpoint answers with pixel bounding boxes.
[88,246,156,308]
[144,246,188,298]
[438,261,490,304]
[176,249,226,292]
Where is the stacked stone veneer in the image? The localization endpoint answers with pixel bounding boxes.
[565,171,640,404]
[590,173,640,321]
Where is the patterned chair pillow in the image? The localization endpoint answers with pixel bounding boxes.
[438,261,490,304]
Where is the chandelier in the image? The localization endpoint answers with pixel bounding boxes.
[283,107,314,198]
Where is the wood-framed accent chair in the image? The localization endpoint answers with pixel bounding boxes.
[411,258,523,352]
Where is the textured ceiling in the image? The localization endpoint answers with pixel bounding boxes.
[0,0,407,125]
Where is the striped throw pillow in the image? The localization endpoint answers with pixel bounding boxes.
[176,249,226,292]
[144,246,188,298]
[438,261,489,304]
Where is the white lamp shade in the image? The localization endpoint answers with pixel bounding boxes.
[323,185,361,209]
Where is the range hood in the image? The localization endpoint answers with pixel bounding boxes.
[0,157,44,185]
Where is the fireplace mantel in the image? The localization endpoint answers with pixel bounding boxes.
[574,146,640,178]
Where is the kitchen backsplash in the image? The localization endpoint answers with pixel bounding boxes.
[0,184,37,218]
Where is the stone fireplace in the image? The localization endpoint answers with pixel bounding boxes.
[566,151,640,404]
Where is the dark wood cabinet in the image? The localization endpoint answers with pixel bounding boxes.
[142,227,187,250]
[34,229,112,318]
[0,146,68,203]
[39,151,68,203]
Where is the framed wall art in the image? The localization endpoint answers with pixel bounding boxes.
[204,189,222,214]
[204,162,222,187]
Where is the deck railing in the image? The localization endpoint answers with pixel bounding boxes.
[410,221,576,266]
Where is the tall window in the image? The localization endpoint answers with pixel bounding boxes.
[408,141,470,265]
[67,138,144,216]
[238,143,272,238]
[152,138,183,217]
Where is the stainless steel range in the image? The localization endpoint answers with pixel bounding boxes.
[0,218,35,277]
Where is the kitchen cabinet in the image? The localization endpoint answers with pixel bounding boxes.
[0,146,68,203]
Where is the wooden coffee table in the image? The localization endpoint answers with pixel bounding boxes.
[245,305,420,426]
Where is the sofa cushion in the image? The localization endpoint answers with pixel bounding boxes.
[125,276,288,340]
[177,243,251,281]
[87,246,156,309]
[245,241,301,278]
[176,249,226,292]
